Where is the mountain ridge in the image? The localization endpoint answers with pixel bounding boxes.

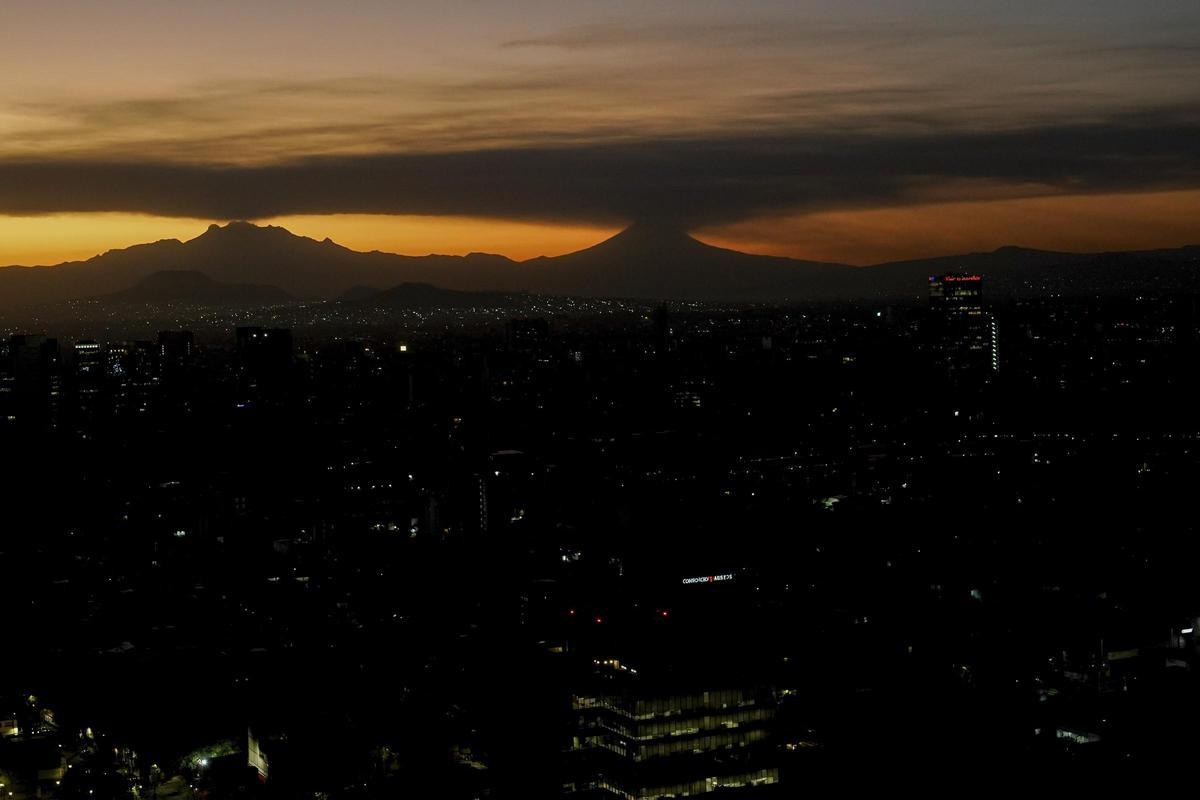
[2,221,1199,310]
[104,270,291,306]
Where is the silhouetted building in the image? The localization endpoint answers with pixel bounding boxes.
[652,304,674,355]
[9,334,59,374]
[107,340,159,416]
[157,330,195,374]
[459,472,489,536]
[5,335,62,427]
[236,327,293,383]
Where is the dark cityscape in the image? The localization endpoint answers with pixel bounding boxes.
[5,1,1200,797]
[8,261,1200,794]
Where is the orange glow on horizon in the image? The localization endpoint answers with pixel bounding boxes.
[0,214,215,266]
[699,189,1200,266]
[0,213,619,266]
[265,215,619,261]
[2,190,1200,270]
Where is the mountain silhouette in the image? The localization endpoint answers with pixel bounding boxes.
[523,222,851,300]
[176,222,517,296]
[104,270,291,306]
[0,222,522,308]
[2,220,1199,311]
[337,285,386,302]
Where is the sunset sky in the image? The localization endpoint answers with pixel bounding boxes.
[3,0,1200,265]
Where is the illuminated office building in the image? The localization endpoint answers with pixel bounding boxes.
[928,274,998,373]
[73,340,103,377]
[73,340,104,421]
[566,668,780,798]
[563,573,782,799]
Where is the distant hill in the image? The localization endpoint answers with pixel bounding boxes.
[336,285,385,303]
[104,270,290,306]
[356,282,524,310]
[857,244,1200,300]
[2,220,1199,310]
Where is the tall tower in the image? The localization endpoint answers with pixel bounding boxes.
[928,274,998,373]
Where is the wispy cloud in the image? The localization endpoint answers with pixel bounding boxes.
[3,9,1198,165]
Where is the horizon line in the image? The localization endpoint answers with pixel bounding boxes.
[6,218,1197,272]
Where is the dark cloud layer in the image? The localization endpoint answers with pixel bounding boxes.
[2,110,1199,226]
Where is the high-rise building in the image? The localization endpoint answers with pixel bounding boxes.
[107,341,159,416]
[9,335,59,373]
[5,335,62,427]
[652,304,674,356]
[929,273,983,313]
[73,340,105,422]
[157,330,195,375]
[928,274,998,373]
[237,328,293,371]
[236,328,294,396]
[73,340,103,377]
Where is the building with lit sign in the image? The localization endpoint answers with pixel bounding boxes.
[561,566,782,799]
[928,273,998,374]
[680,573,733,585]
